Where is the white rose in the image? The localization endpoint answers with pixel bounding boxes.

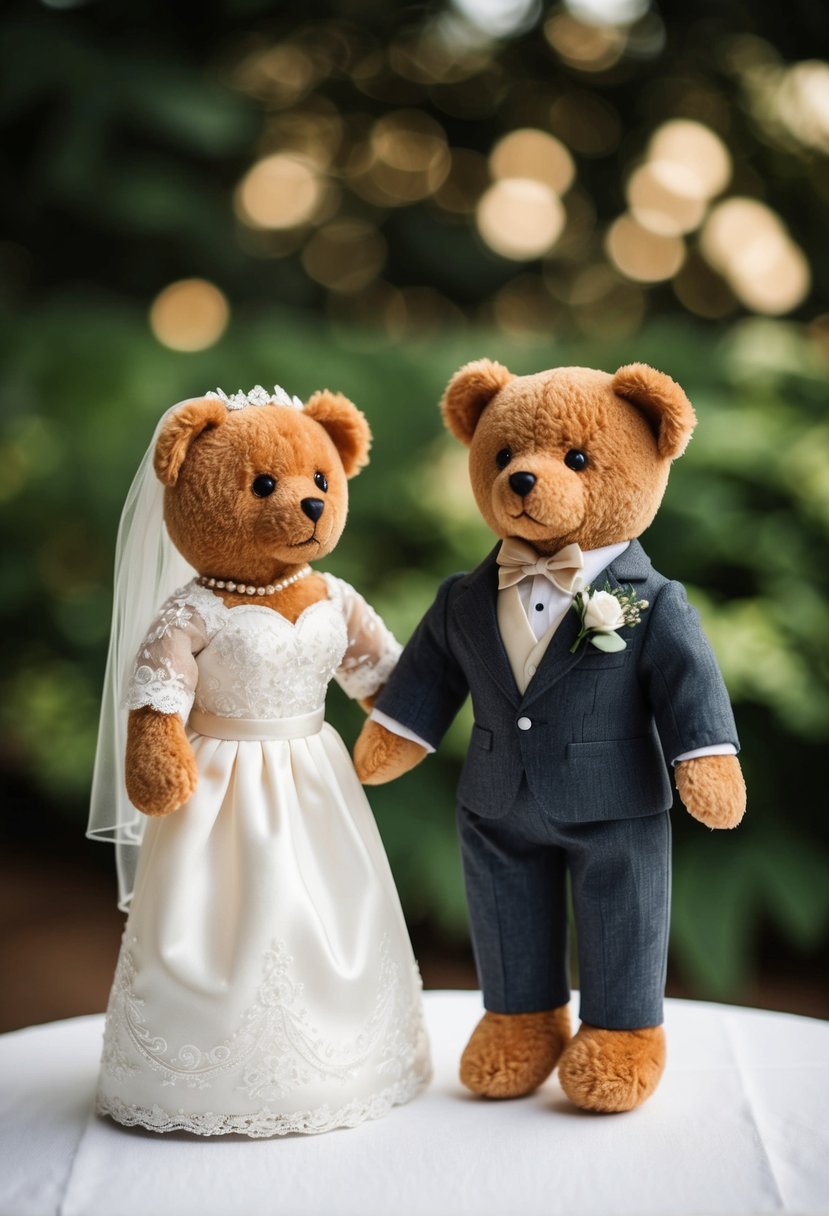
[583,590,625,633]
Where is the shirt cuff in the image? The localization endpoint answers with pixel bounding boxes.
[369,709,435,755]
[672,743,737,766]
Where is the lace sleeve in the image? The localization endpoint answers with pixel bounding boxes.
[325,575,402,702]
[125,585,210,719]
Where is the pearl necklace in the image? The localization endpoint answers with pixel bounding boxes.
[198,565,312,596]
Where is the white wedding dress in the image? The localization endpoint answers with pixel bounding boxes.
[96,574,431,1137]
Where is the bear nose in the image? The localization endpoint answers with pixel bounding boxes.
[301,497,325,523]
[509,471,537,498]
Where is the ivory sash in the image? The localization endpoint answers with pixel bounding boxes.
[188,707,325,741]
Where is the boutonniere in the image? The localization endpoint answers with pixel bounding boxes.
[570,582,649,654]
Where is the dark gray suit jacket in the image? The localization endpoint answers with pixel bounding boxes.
[375,541,739,823]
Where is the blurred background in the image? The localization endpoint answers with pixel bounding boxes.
[2,0,829,1033]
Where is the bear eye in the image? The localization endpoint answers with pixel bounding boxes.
[564,449,588,472]
[251,474,276,497]
[314,471,328,493]
[496,448,512,470]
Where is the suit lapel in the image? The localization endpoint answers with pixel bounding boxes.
[456,547,521,703]
[601,539,652,586]
[521,540,652,707]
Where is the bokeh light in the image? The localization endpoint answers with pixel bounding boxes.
[565,0,650,22]
[776,60,829,154]
[477,179,566,260]
[490,128,575,194]
[301,221,387,294]
[349,110,450,206]
[149,279,230,352]
[235,154,324,230]
[544,12,626,71]
[451,0,542,40]
[700,198,810,315]
[259,104,343,169]
[626,162,707,235]
[234,44,318,108]
[605,214,685,282]
[222,16,814,329]
[647,120,731,200]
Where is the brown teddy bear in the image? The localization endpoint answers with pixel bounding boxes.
[92,386,430,1137]
[125,388,371,816]
[354,360,746,1114]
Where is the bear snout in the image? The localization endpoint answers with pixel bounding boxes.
[508,471,537,498]
[301,497,325,523]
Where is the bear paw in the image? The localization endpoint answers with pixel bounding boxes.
[125,707,198,817]
[459,1007,571,1099]
[353,720,427,785]
[557,1024,665,1112]
[676,754,746,830]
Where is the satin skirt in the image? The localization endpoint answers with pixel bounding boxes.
[96,710,431,1137]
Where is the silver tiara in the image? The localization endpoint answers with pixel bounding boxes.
[206,384,304,411]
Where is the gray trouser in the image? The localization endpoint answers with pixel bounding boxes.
[456,795,671,1029]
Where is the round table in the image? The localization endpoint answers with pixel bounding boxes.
[1,992,827,1216]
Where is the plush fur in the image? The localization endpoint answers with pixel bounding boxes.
[354,359,746,1113]
[353,711,429,786]
[676,753,746,829]
[126,392,371,818]
[455,362,693,553]
[442,358,514,446]
[558,1024,666,1113]
[460,1007,572,1099]
[126,706,197,817]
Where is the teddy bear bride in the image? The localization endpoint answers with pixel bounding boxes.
[87,386,431,1137]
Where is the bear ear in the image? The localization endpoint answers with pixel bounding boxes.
[304,390,371,478]
[441,359,514,446]
[153,398,227,486]
[612,363,697,459]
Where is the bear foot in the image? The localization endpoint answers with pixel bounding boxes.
[557,1024,665,1113]
[459,1007,571,1099]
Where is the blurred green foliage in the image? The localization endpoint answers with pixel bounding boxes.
[2,301,828,1001]
[2,0,828,1005]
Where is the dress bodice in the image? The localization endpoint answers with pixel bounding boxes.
[127,575,401,723]
[194,599,347,719]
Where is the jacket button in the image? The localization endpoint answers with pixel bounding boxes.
[517,716,532,731]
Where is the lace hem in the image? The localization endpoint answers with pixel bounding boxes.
[126,685,193,718]
[96,1067,431,1137]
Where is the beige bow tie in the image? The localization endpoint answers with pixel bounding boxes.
[497,539,585,595]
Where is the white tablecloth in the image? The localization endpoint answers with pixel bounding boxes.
[1,992,827,1216]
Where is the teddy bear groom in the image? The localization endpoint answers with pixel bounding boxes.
[354,358,746,1114]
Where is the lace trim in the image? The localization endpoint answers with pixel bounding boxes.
[126,657,193,717]
[97,1068,430,1137]
[125,583,211,717]
[183,580,231,639]
[323,573,401,700]
[101,934,428,1098]
[337,641,401,701]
